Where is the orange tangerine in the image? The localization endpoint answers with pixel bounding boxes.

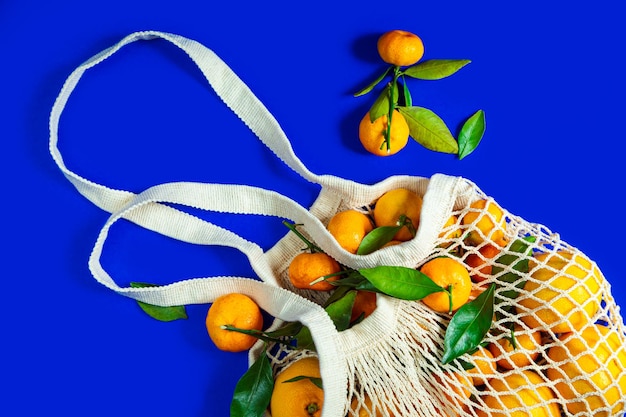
[373,188,422,242]
[205,293,263,352]
[359,110,410,156]
[377,29,425,67]
[327,209,374,254]
[488,324,542,370]
[270,356,324,417]
[476,370,560,417]
[420,257,472,313]
[288,252,342,291]
[461,199,506,246]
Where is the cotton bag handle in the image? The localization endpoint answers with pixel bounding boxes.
[49,30,327,212]
[46,29,344,286]
[84,182,351,417]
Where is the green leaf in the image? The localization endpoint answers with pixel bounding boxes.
[130,282,188,322]
[357,225,402,255]
[294,290,357,349]
[354,66,392,97]
[330,272,379,292]
[457,110,486,160]
[266,321,304,338]
[325,290,357,331]
[283,375,324,390]
[401,78,412,107]
[398,106,459,154]
[403,59,471,80]
[492,236,536,300]
[230,349,274,417]
[294,325,315,351]
[455,358,476,371]
[358,266,444,300]
[369,82,399,121]
[442,284,495,364]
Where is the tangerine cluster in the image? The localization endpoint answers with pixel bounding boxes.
[204,186,625,417]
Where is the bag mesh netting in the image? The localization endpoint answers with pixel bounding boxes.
[50,31,626,417]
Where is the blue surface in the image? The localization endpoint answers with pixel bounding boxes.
[3,1,625,416]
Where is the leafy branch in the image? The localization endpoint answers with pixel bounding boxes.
[356,58,486,159]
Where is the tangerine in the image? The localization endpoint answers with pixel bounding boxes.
[461,199,506,246]
[464,244,501,283]
[546,324,626,417]
[476,370,560,417]
[466,346,497,386]
[517,250,603,333]
[350,290,377,323]
[288,252,342,291]
[420,256,472,313]
[488,324,542,370]
[205,293,263,352]
[377,30,425,67]
[358,110,410,156]
[327,209,373,254]
[270,356,324,417]
[373,188,422,242]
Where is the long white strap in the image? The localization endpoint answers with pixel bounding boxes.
[49,30,325,215]
[87,181,333,289]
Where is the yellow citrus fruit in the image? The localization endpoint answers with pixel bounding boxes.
[546,324,626,417]
[461,199,506,246]
[327,209,374,254]
[350,290,377,323]
[377,29,425,67]
[476,370,561,417]
[467,346,497,386]
[349,393,396,417]
[517,250,603,333]
[438,215,462,247]
[288,252,342,291]
[373,188,422,241]
[420,257,472,313]
[382,239,403,248]
[270,356,324,417]
[434,372,473,415]
[358,110,410,156]
[488,324,542,370]
[205,293,263,352]
[464,243,501,283]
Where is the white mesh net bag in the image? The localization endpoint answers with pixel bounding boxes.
[50,31,626,417]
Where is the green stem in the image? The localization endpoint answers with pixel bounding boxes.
[308,270,351,287]
[446,284,454,314]
[307,403,320,415]
[509,325,518,350]
[397,214,416,238]
[221,324,294,347]
[283,221,323,253]
[383,65,401,151]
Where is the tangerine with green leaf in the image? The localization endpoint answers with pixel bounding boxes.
[288,252,341,291]
[205,293,263,352]
[373,188,422,241]
[358,110,409,156]
[270,356,324,417]
[419,256,471,313]
[327,209,374,254]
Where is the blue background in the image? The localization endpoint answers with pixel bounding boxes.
[3,1,625,416]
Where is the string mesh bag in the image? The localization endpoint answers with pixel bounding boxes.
[49,31,626,417]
